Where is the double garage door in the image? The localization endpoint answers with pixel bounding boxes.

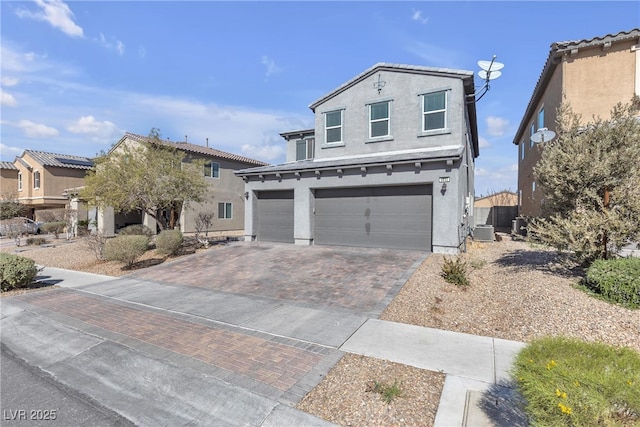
[256,185,432,251]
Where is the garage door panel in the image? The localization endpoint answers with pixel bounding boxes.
[257,190,294,243]
[315,185,432,251]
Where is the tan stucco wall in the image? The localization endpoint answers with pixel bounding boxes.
[474,192,518,208]
[0,169,18,197]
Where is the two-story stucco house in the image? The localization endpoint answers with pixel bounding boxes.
[513,28,640,217]
[3,150,93,220]
[236,63,480,253]
[94,132,268,236]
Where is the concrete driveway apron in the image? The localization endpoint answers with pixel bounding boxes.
[1,242,427,426]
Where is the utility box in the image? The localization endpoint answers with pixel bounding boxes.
[474,224,495,242]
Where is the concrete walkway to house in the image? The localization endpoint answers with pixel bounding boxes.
[0,243,527,426]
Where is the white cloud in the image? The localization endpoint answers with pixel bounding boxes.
[0,143,25,159]
[68,116,120,138]
[17,120,59,138]
[411,10,429,24]
[404,41,460,68]
[96,33,125,55]
[486,116,509,136]
[240,144,285,162]
[16,0,83,38]
[478,137,490,149]
[1,89,17,107]
[261,56,282,78]
[2,77,19,87]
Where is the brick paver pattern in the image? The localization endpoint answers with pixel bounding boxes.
[130,244,424,314]
[18,289,323,392]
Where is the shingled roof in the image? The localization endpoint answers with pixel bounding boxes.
[21,150,94,170]
[120,132,269,167]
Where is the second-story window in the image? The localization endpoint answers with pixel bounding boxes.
[529,123,535,148]
[296,137,315,161]
[423,91,447,131]
[369,101,390,138]
[33,171,40,189]
[18,172,22,191]
[325,110,342,144]
[520,141,525,161]
[204,161,219,178]
[538,107,545,130]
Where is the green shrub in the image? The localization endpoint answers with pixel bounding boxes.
[0,253,38,292]
[155,229,183,256]
[441,255,469,287]
[26,237,47,246]
[583,258,640,309]
[103,235,149,268]
[367,379,404,404]
[513,336,640,426]
[118,224,153,238]
[41,221,66,238]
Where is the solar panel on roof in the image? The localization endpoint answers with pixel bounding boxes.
[55,157,93,167]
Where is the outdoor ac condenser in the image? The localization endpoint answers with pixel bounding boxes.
[474,225,495,242]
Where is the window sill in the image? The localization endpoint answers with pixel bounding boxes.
[417,128,451,138]
[365,136,393,144]
[321,142,345,149]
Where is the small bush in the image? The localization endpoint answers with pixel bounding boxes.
[85,232,107,261]
[0,253,38,292]
[26,237,47,246]
[118,224,153,238]
[583,258,640,309]
[366,379,404,404]
[41,221,66,238]
[441,255,469,287]
[155,229,183,256]
[103,235,149,268]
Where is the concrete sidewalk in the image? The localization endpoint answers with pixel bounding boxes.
[2,266,528,426]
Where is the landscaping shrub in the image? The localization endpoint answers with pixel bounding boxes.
[441,255,469,287]
[103,235,149,268]
[155,229,183,256]
[26,237,47,246]
[0,253,38,292]
[41,221,66,238]
[118,224,154,238]
[513,336,640,426]
[85,232,107,261]
[583,258,640,309]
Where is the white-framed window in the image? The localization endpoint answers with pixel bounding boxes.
[325,110,342,144]
[218,202,232,219]
[33,170,40,189]
[17,172,22,191]
[529,123,535,148]
[369,101,390,138]
[538,107,545,130]
[422,91,447,131]
[296,137,315,161]
[204,161,220,178]
[532,181,536,198]
[520,141,525,161]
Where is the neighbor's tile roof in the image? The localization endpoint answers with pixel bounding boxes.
[0,162,17,170]
[122,132,269,167]
[22,150,94,170]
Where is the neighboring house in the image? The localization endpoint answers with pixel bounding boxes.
[473,190,518,230]
[7,150,93,221]
[236,62,480,254]
[513,28,640,217]
[93,132,268,236]
[0,162,19,197]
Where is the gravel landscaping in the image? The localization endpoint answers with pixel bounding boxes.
[2,232,638,426]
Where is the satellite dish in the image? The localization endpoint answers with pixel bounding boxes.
[530,127,556,144]
[478,58,505,71]
[478,70,502,80]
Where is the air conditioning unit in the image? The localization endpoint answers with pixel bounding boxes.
[474,225,494,242]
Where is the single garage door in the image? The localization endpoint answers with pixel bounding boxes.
[314,185,432,251]
[257,190,294,243]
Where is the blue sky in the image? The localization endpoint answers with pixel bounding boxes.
[1,1,638,196]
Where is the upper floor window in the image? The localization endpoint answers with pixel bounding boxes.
[423,91,447,131]
[296,137,315,161]
[325,110,342,144]
[369,101,390,138]
[529,123,535,148]
[18,172,22,191]
[204,161,219,178]
[538,107,545,130]
[33,171,40,189]
[520,141,525,161]
[218,202,232,219]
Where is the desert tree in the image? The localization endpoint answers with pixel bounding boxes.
[528,98,640,264]
[0,192,26,220]
[81,128,209,231]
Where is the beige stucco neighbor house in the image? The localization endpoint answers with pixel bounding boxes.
[3,150,93,221]
[93,132,268,236]
[0,162,19,198]
[514,28,640,217]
